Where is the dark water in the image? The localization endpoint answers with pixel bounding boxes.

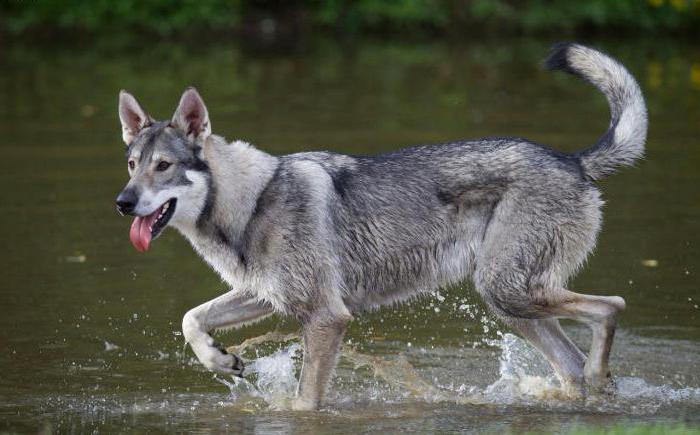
[0,37,698,433]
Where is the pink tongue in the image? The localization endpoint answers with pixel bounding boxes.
[129,207,161,252]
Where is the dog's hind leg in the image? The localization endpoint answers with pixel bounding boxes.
[182,291,274,376]
[505,317,586,395]
[293,310,352,411]
[475,216,625,393]
[479,274,625,392]
[545,289,626,391]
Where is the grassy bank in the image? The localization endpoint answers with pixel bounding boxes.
[1,0,699,38]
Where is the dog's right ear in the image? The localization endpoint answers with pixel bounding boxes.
[118,90,152,145]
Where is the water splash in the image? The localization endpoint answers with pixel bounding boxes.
[248,343,301,408]
[479,333,566,403]
[613,377,700,414]
[219,337,301,410]
[341,346,467,403]
[469,333,700,413]
[215,330,699,414]
[227,332,299,355]
[224,332,479,406]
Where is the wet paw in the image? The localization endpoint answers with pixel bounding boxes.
[584,371,617,398]
[191,338,246,377]
[229,352,245,377]
[213,341,245,377]
[603,371,617,395]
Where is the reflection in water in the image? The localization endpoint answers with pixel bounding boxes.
[0,37,698,432]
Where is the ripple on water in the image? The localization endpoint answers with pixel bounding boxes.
[213,331,700,416]
[8,330,698,432]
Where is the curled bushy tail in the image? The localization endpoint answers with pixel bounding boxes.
[545,42,648,180]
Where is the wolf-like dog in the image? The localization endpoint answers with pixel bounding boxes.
[115,43,646,410]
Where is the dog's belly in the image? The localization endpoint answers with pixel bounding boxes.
[350,239,476,311]
[341,210,489,312]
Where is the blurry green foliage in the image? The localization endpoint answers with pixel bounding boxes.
[0,0,243,34]
[1,0,698,36]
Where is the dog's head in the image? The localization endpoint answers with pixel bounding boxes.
[115,88,212,252]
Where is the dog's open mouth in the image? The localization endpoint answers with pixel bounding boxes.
[129,198,177,252]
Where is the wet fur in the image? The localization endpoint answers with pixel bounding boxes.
[117,43,647,410]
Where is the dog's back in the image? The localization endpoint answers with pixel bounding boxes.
[246,135,593,314]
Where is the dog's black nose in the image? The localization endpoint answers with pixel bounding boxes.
[116,189,138,215]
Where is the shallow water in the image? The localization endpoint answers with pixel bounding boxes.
[0,36,698,433]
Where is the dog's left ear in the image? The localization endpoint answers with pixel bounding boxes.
[172,87,211,142]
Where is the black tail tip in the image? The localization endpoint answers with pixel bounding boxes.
[544,42,578,74]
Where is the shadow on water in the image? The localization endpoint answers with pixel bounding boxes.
[0,36,698,432]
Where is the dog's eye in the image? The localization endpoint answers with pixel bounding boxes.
[128,160,135,170]
[156,161,172,172]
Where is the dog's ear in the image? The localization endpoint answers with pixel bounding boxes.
[171,87,211,142]
[119,90,152,145]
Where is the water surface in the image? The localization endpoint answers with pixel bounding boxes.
[0,37,698,433]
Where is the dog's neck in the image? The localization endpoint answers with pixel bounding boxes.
[206,136,278,238]
[175,135,278,282]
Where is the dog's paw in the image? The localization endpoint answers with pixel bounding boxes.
[584,370,617,398]
[213,341,245,377]
[194,340,245,377]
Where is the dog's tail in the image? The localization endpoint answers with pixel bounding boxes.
[545,42,647,180]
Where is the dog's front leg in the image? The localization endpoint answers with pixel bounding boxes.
[182,291,273,376]
[293,311,352,411]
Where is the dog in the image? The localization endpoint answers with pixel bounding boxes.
[115,42,646,410]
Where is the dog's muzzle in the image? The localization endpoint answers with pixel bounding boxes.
[116,188,138,216]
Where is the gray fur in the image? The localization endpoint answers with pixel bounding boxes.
[116,43,647,410]
[546,43,647,180]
